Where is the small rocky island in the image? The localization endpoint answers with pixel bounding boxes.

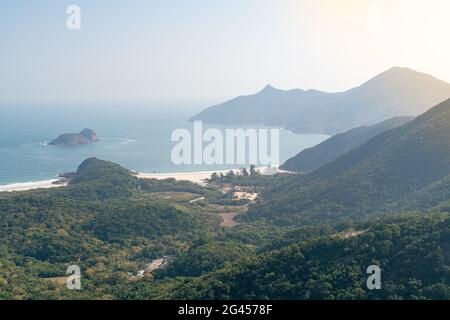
[49,129,99,146]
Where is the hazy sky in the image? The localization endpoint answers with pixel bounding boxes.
[1,0,450,106]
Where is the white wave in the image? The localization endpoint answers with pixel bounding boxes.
[101,137,137,143]
[20,141,50,148]
[0,179,67,192]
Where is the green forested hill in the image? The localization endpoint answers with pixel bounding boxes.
[60,157,140,200]
[154,241,253,278]
[281,117,412,172]
[140,212,450,300]
[245,99,450,226]
[1,156,450,300]
[0,158,222,299]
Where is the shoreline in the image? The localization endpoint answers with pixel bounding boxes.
[0,166,282,193]
[137,168,237,186]
[137,166,280,186]
[0,179,68,193]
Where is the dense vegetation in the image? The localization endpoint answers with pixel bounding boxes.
[245,99,450,226]
[119,212,450,300]
[0,158,223,299]
[2,94,450,301]
[154,241,252,278]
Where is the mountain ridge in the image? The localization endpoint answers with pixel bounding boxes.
[190,67,450,134]
[244,98,450,225]
[281,116,414,172]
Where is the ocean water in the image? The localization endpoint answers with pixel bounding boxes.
[0,104,329,186]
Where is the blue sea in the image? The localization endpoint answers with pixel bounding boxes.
[0,104,329,186]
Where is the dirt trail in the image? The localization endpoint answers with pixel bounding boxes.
[204,184,259,228]
[218,191,258,227]
[43,276,68,285]
[219,212,240,227]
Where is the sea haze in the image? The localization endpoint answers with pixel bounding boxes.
[0,104,329,185]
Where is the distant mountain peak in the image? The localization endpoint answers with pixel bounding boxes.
[366,66,446,85]
[260,84,278,92]
[387,66,411,72]
[190,67,450,134]
[386,66,423,76]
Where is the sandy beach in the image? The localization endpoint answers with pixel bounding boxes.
[0,172,218,192]
[0,167,281,193]
[0,179,68,193]
[137,166,280,186]
[0,172,219,193]
[137,169,233,186]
